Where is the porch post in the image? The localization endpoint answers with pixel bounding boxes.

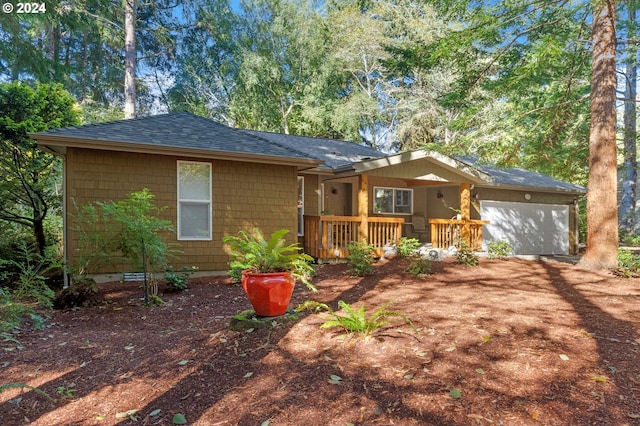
[358,174,368,241]
[460,183,471,246]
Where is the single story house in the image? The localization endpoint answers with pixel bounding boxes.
[30,112,585,280]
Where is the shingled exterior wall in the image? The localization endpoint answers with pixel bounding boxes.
[66,147,299,273]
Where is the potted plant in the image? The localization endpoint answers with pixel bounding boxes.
[223,228,316,317]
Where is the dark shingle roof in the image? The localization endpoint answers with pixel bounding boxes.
[32,111,314,162]
[242,130,385,169]
[31,112,585,193]
[457,156,585,193]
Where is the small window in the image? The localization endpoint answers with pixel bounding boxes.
[177,161,212,240]
[374,186,413,214]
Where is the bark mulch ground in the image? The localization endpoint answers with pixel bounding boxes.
[1,256,640,425]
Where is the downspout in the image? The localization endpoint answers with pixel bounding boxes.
[46,148,69,288]
[62,154,68,288]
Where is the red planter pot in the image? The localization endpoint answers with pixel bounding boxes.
[241,271,296,317]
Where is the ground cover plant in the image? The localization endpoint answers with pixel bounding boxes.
[1,256,639,425]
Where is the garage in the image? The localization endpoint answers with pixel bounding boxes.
[480,200,570,255]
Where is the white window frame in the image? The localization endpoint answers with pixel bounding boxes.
[177,160,212,241]
[373,186,413,214]
[297,176,304,236]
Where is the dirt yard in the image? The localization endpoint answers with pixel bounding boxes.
[1,256,639,425]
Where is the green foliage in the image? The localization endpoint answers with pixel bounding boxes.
[7,245,59,309]
[295,300,331,314]
[223,228,316,290]
[486,239,512,260]
[620,233,640,247]
[164,266,198,292]
[172,413,187,425]
[346,239,375,277]
[74,189,178,304]
[0,383,53,401]
[454,243,479,267]
[406,255,431,278]
[395,237,421,258]
[148,295,166,306]
[0,288,31,333]
[227,266,244,285]
[0,244,58,332]
[319,300,414,337]
[616,249,640,278]
[56,385,77,399]
[0,82,80,254]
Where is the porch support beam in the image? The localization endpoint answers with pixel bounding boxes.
[358,174,369,241]
[460,183,471,245]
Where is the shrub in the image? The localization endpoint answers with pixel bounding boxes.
[455,242,479,266]
[10,253,58,309]
[487,239,512,260]
[0,288,31,333]
[165,266,198,292]
[0,244,58,331]
[395,237,421,258]
[74,189,179,305]
[620,233,640,247]
[227,265,243,285]
[406,255,431,278]
[346,240,375,276]
[616,249,640,277]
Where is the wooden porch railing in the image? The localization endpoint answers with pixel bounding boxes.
[303,215,404,259]
[428,219,489,252]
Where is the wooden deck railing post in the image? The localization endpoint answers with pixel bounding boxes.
[460,183,471,247]
[358,174,368,242]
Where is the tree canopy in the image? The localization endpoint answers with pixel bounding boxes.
[0,82,80,254]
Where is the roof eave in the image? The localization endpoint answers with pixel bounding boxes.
[30,134,323,168]
[476,183,586,195]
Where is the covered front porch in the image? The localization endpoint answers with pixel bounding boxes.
[303,215,488,260]
[301,168,489,261]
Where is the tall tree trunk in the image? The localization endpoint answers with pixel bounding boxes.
[124,0,136,119]
[579,0,618,269]
[620,1,638,235]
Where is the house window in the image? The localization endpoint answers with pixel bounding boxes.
[297,176,304,236]
[177,161,212,240]
[374,186,413,214]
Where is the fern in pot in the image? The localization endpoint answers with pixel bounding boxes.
[223,228,316,316]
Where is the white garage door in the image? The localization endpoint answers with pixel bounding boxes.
[480,201,569,255]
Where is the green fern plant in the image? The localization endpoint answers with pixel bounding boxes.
[0,383,53,401]
[319,300,414,337]
[223,228,316,290]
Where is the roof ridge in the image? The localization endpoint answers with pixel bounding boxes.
[43,110,198,134]
[239,129,319,163]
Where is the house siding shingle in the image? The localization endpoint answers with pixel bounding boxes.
[66,147,298,273]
